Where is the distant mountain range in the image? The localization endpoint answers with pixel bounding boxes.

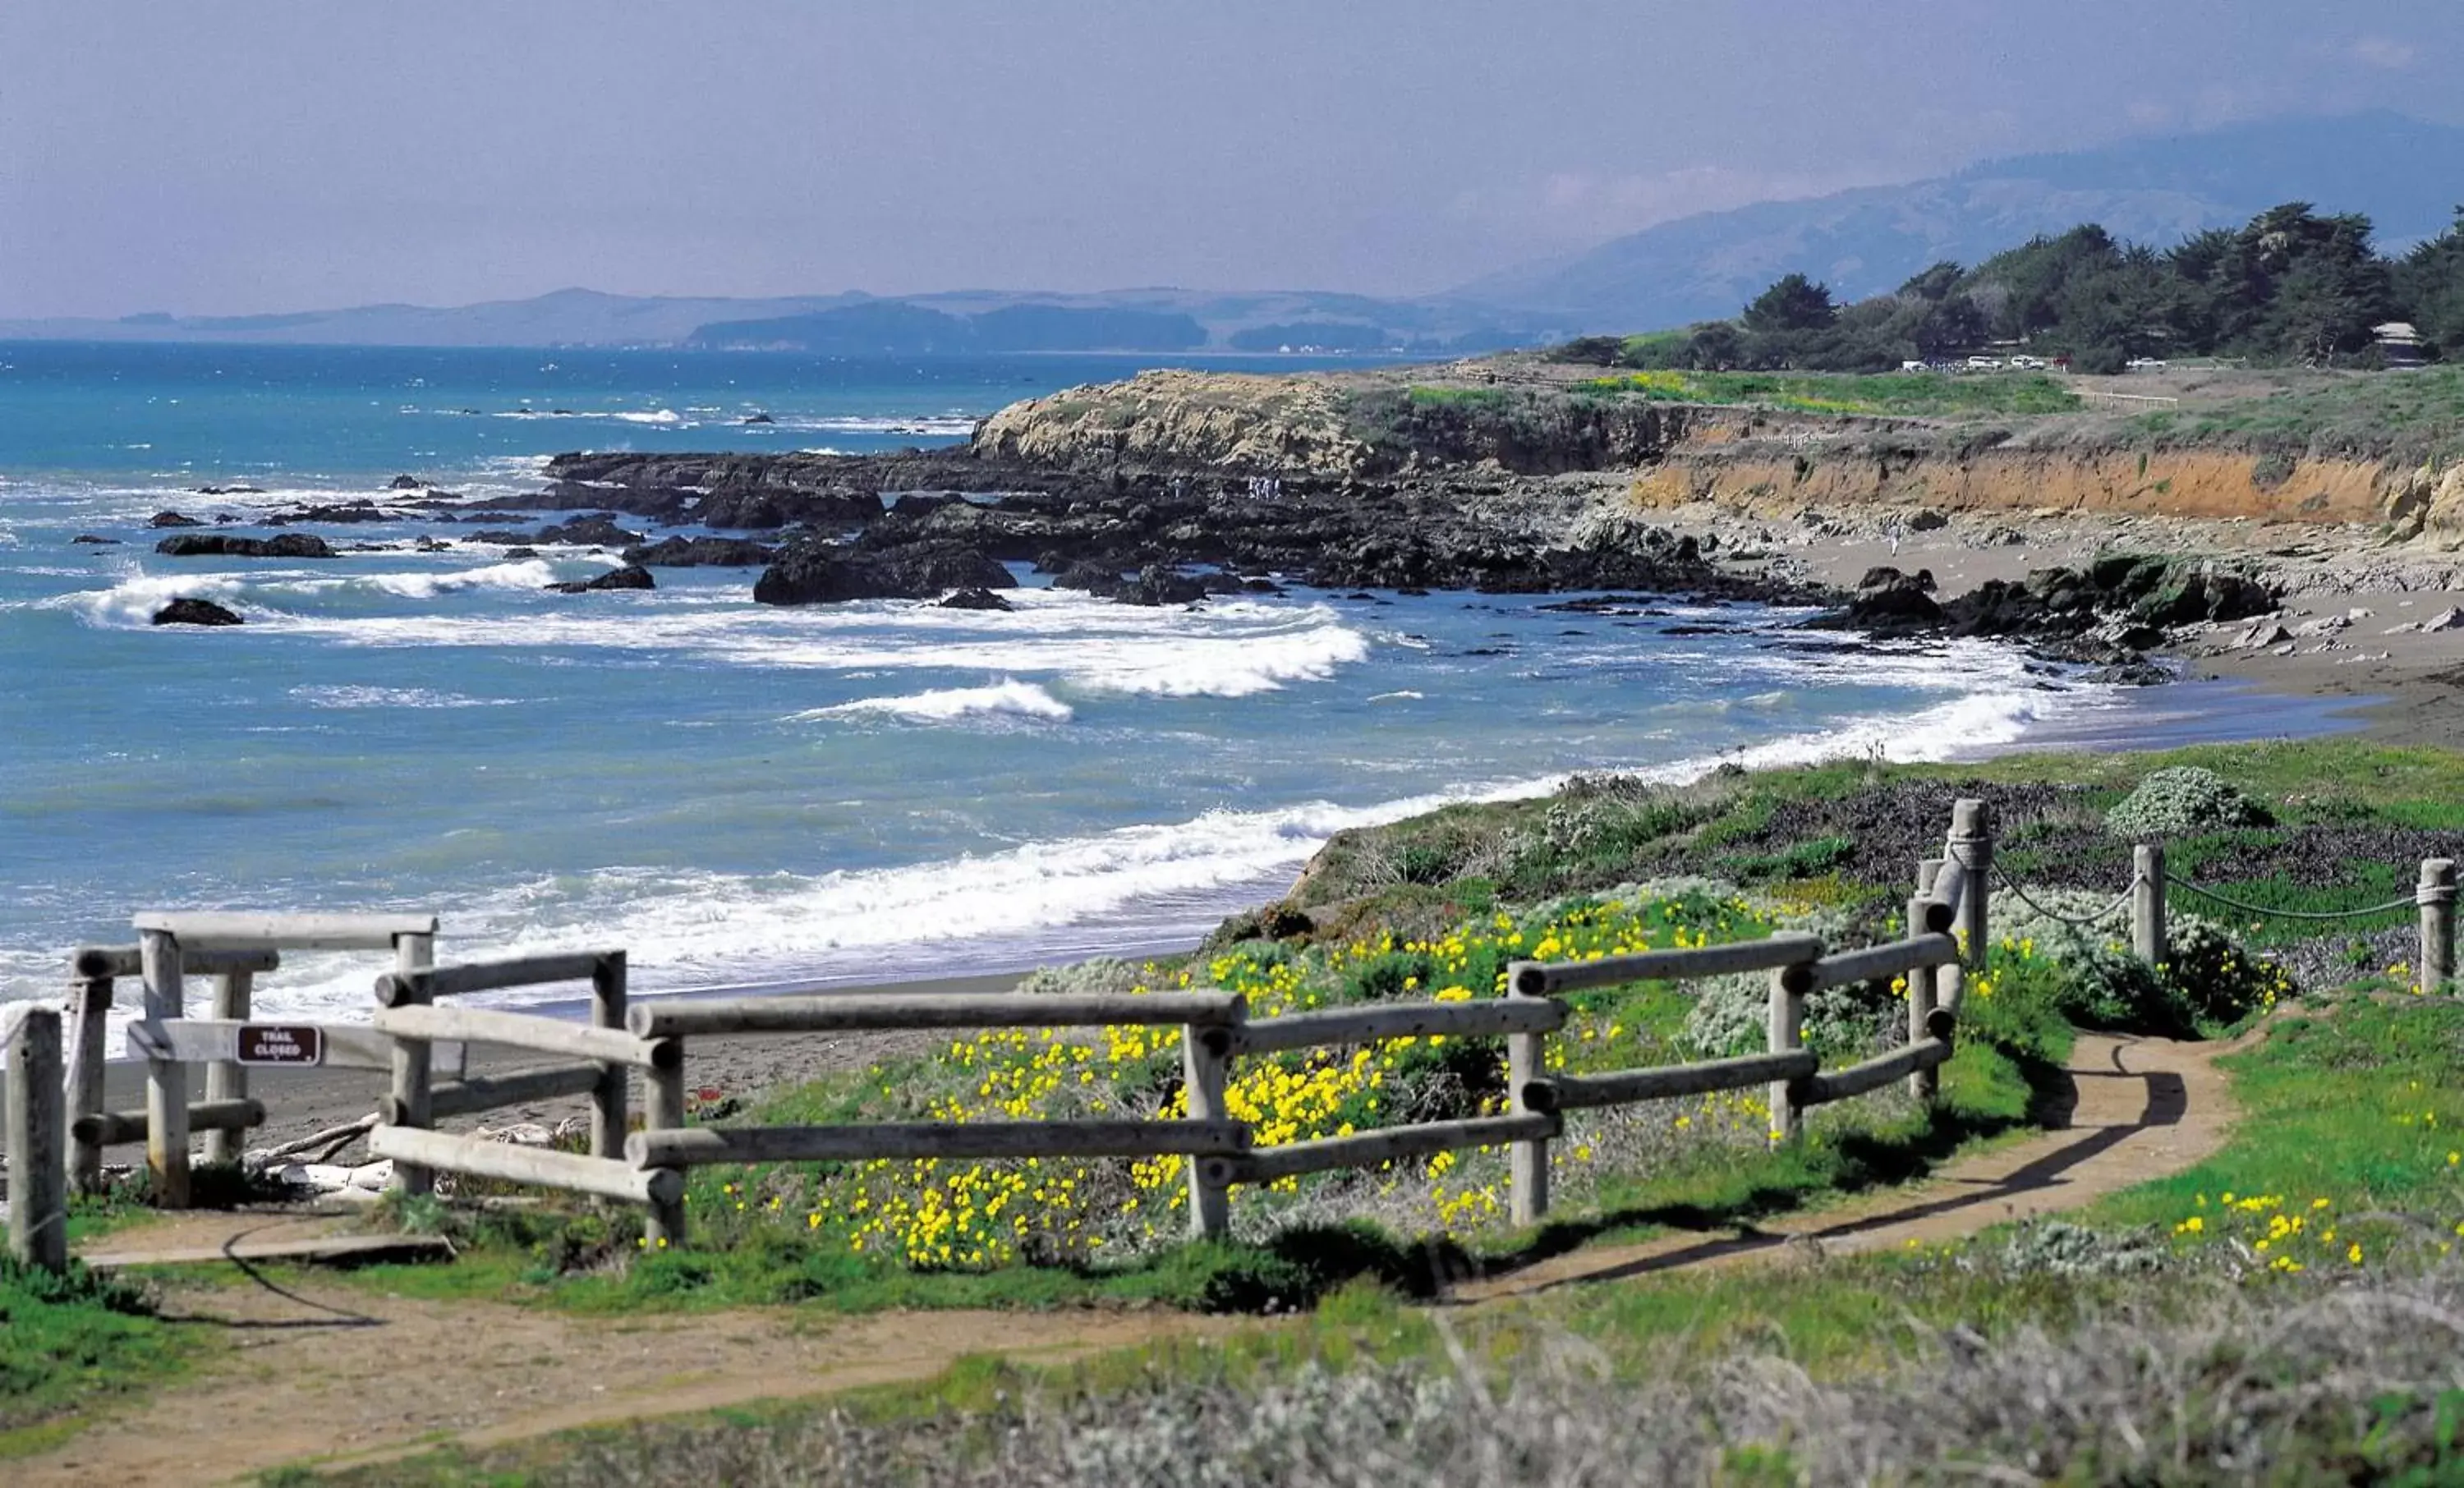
[5,112,2456,351]
[1456,111,2464,331]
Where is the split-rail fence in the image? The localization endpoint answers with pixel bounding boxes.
[10,797,2457,1269]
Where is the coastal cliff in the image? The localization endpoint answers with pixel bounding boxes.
[968,360,2464,535]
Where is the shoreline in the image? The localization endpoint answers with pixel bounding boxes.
[1648,496,2464,751]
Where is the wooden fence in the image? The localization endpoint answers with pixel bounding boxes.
[30,794,2447,1270]
[339,799,1998,1246]
[6,806,2002,1265]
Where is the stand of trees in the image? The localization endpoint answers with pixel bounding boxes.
[1561,203,2464,374]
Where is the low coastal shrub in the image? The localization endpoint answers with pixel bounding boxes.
[1987,889,2292,1036]
[2103,765,2274,839]
[0,1256,177,1446]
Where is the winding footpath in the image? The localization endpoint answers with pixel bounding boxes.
[20,1033,2240,1486]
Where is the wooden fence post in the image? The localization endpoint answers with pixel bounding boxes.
[138,929,190,1208]
[6,1007,68,1273]
[1181,1022,1233,1240]
[202,969,253,1167]
[644,1042,687,1247]
[1905,872,1938,1104]
[2419,858,2457,994]
[1506,963,1550,1225]
[2132,843,2168,968]
[65,972,113,1195]
[589,953,628,1162]
[1768,963,1805,1144]
[1950,798,1991,970]
[388,930,437,1197]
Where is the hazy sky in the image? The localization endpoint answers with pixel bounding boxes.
[3,2,2458,318]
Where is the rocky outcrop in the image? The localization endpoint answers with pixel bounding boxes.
[935,586,1015,612]
[71,534,121,545]
[149,510,205,528]
[752,540,1015,606]
[152,597,245,626]
[546,564,655,594]
[267,500,402,525]
[623,535,781,567]
[1814,554,2277,673]
[156,533,336,558]
[972,370,1368,475]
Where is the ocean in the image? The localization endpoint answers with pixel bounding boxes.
[0,342,2331,1027]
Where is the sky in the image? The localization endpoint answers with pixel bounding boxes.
[2,1,2458,319]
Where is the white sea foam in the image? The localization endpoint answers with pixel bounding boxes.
[798,679,1074,723]
[1368,690,1423,701]
[50,558,584,625]
[292,686,516,710]
[257,587,1377,699]
[1,668,2102,1026]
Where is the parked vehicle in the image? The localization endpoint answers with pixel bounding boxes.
[2008,355,2047,370]
[1900,360,1929,373]
[1965,356,2002,370]
[2125,357,2169,371]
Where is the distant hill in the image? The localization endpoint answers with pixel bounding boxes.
[8,112,2457,351]
[0,285,1532,354]
[1454,112,2464,332]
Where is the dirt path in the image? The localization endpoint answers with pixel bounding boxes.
[1456,1031,2239,1299]
[21,1031,2238,1486]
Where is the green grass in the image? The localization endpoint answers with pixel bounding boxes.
[274,985,2464,1486]
[2127,364,2464,465]
[0,1258,189,1458]
[1571,369,2083,417]
[2092,997,2464,1246]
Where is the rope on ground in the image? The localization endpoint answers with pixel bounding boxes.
[2163,875,2417,923]
[1990,861,2139,930]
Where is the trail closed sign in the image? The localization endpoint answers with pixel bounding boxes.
[237,1024,324,1066]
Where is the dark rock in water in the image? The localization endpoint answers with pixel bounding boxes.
[2081,658,2174,687]
[214,512,244,523]
[888,493,963,518]
[691,490,793,529]
[191,485,264,496]
[1806,567,1944,632]
[623,535,780,568]
[936,586,1016,612]
[754,538,1014,605]
[1046,561,1210,606]
[1241,577,1285,594]
[1855,565,1934,593]
[534,514,644,548]
[1117,565,1209,606]
[268,500,396,526]
[546,564,656,594]
[415,537,453,553]
[501,546,539,559]
[71,534,122,545]
[1542,594,1661,615]
[149,510,205,528]
[156,533,337,558]
[1657,624,1732,636]
[152,597,244,627]
[742,412,776,425]
[388,474,425,489]
[1050,561,1123,594]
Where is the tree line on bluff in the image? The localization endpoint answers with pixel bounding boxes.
[1559,202,2464,374]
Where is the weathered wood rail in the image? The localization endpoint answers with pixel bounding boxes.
[331,800,2000,1245]
[0,798,2012,1272]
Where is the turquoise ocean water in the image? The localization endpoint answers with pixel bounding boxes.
[0,342,2319,1025]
